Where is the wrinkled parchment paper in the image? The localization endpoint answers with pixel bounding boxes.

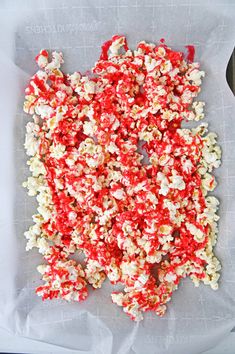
[0,1,235,353]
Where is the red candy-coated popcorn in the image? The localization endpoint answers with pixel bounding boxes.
[23,36,221,321]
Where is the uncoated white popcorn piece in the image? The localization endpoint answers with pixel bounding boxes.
[169,174,185,191]
[186,64,205,86]
[37,237,50,254]
[85,260,106,288]
[157,172,170,196]
[84,80,96,94]
[24,122,40,156]
[27,156,46,177]
[106,263,121,283]
[50,143,66,158]
[107,141,119,154]
[165,272,177,282]
[37,264,50,274]
[68,71,81,88]
[35,104,54,119]
[22,176,44,196]
[24,230,38,251]
[83,120,97,136]
[192,101,205,121]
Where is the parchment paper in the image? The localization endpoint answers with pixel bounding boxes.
[0,1,235,353]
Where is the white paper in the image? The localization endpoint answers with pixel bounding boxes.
[0,1,235,353]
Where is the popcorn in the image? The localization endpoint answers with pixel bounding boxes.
[27,156,46,177]
[83,121,97,136]
[35,104,54,119]
[112,189,126,200]
[37,237,50,255]
[24,122,40,156]
[23,35,221,322]
[68,72,81,88]
[50,143,66,159]
[45,51,64,71]
[169,174,186,191]
[193,101,205,121]
[35,50,49,68]
[185,223,205,243]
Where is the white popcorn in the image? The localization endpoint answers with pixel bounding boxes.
[123,302,143,321]
[54,178,64,190]
[181,88,193,104]
[107,142,119,154]
[68,71,81,88]
[83,120,97,136]
[25,232,38,251]
[66,154,78,167]
[99,207,116,225]
[169,174,185,191]
[193,101,205,121]
[37,264,50,274]
[139,130,154,142]
[186,66,205,86]
[84,80,96,94]
[165,272,177,282]
[37,237,50,254]
[24,122,40,156]
[145,55,161,72]
[69,211,77,221]
[157,172,170,196]
[162,109,177,121]
[111,292,124,306]
[121,261,138,277]
[85,158,97,168]
[159,224,173,235]
[37,200,52,221]
[160,60,172,74]
[156,47,166,58]
[163,200,180,222]
[28,156,46,177]
[50,143,66,159]
[146,192,158,204]
[112,118,120,130]
[22,176,43,196]
[205,196,219,210]
[192,122,208,136]
[35,104,54,119]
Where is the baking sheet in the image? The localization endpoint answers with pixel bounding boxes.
[0,0,235,353]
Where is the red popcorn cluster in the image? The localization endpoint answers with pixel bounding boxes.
[23,35,221,321]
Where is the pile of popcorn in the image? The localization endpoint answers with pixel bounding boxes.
[23,35,221,321]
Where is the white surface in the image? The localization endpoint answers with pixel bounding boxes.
[0,328,235,354]
[0,1,235,354]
